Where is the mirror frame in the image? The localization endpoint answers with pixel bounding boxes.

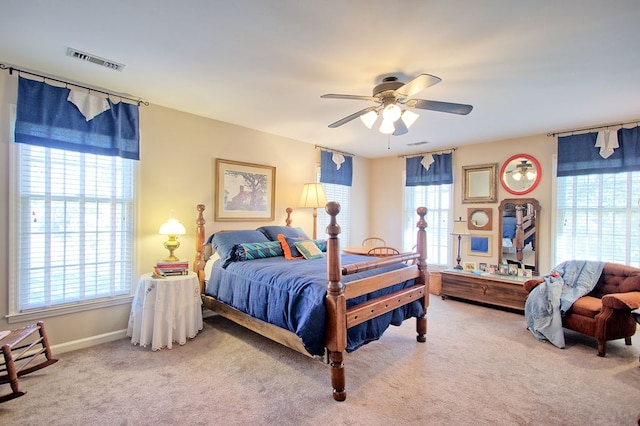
[499,154,541,196]
[467,207,492,231]
[462,163,498,203]
[498,198,541,276]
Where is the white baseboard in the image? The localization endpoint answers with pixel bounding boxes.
[51,329,128,355]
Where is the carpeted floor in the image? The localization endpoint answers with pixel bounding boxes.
[1,296,639,425]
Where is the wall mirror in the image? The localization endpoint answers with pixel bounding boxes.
[498,198,541,276]
[467,207,492,231]
[500,154,541,196]
[462,163,497,203]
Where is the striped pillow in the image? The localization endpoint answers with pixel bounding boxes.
[236,241,283,261]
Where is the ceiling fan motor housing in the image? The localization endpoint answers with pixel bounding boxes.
[373,76,404,98]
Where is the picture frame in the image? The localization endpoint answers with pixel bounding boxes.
[214,159,276,221]
[463,261,477,272]
[498,263,509,275]
[462,163,498,203]
[508,264,518,276]
[468,235,492,257]
[518,268,532,278]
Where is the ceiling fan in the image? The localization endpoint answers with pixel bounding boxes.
[321,74,473,136]
[507,160,536,181]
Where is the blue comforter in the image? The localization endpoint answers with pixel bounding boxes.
[205,254,423,356]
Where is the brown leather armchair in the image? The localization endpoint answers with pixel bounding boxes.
[524,263,640,356]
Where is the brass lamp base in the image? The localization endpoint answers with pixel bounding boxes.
[164,235,181,261]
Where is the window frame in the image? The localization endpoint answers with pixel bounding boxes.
[7,141,137,323]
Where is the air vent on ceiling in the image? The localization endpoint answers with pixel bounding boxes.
[406,141,429,146]
[66,47,125,71]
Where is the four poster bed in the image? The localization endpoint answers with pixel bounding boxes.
[193,202,429,401]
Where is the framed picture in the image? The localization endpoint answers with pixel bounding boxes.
[478,262,487,271]
[468,235,492,257]
[508,264,518,276]
[499,263,509,275]
[462,163,497,203]
[467,207,492,231]
[463,261,477,272]
[518,268,532,278]
[214,159,276,221]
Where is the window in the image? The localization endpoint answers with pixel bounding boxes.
[404,183,452,265]
[316,181,350,247]
[554,171,640,267]
[9,143,136,319]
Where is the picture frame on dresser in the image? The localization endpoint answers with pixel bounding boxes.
[214,159,276,221]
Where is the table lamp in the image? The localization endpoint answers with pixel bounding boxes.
[297,183,327,239]
[451,217,470,269]
[159,215,186,261]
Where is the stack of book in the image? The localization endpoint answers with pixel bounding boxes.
[154,260,189,277]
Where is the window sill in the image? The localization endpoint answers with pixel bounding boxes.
[5,295,134,324]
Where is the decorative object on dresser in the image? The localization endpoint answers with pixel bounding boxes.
[193,203,429,401]
[297,183,328,239]
[159,213,187,261]
[498,198,540,275]
[451,217,470,269]
[214,159,276,221]
[462,163,497,203]
[441,269,529,311]
[500,153,541,196]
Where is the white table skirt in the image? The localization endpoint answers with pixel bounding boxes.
[127,272,203,350]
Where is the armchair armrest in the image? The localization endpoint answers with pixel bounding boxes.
[601,291,640,310]
[524,278,544,293]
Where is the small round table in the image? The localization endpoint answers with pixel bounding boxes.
[127,272,203,350]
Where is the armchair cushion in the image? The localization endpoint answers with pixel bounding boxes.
[569,296,601,318]
[524,278,544,293]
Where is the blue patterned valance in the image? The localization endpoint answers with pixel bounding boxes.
[405,153,453,186]
[15,77,140,160]
[320,150,353,186]
[557,126,640,177]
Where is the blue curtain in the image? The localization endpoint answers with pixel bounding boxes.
[557,126,640,176]
[15,77,140,160]
[320,150,353,186]
[405,153,453,186]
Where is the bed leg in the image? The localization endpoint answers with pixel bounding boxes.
[416,314,427,343]
[328,350,346,401]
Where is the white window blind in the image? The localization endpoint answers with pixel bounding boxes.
[10,143,135,314]
[316,181,350,247]
[554,172,640,267]
[404,183,452,266]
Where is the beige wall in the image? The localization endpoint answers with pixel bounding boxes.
[0,72,369,349]
[370,134,557,274]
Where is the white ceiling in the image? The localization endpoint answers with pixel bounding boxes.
[1,1,639,158]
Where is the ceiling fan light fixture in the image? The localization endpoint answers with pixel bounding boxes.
[382,103,401,122]
[360,110,378,129]
[525,170,536,180]
[512,171,522,181]
[379,118,395,134]
[400,109,419,128]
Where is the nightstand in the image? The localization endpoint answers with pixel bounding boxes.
[127,272,203,350]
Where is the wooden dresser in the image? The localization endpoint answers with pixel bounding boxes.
[440,269,530,311]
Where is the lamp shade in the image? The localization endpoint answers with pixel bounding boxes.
[451,218,470,236]
[159,218,186,235]
[298,183,328,209]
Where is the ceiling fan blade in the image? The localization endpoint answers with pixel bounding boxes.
[328,107,377,128]
[394,74,441,98]
[321,94,378,102]
[392,119,408,136]
[406,99,473,115]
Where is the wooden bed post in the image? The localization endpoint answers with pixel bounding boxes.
[194,204,206,294]
[285,207,292,227]
[415,207,428,343]
[324,201,347,401]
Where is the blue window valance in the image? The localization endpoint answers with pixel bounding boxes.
[405,153,453,186]
[320,150,353,186]
[15,77,140,160]
[557,126,640,177]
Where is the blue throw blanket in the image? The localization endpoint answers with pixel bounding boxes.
[524,260,605,348]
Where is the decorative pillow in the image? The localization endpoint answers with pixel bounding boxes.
[294,240,325,260]
[236,241,284,261]
[313,239,327,252]
[257,225,309,241]
[277,234,304,259]
[211,230,270,267]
